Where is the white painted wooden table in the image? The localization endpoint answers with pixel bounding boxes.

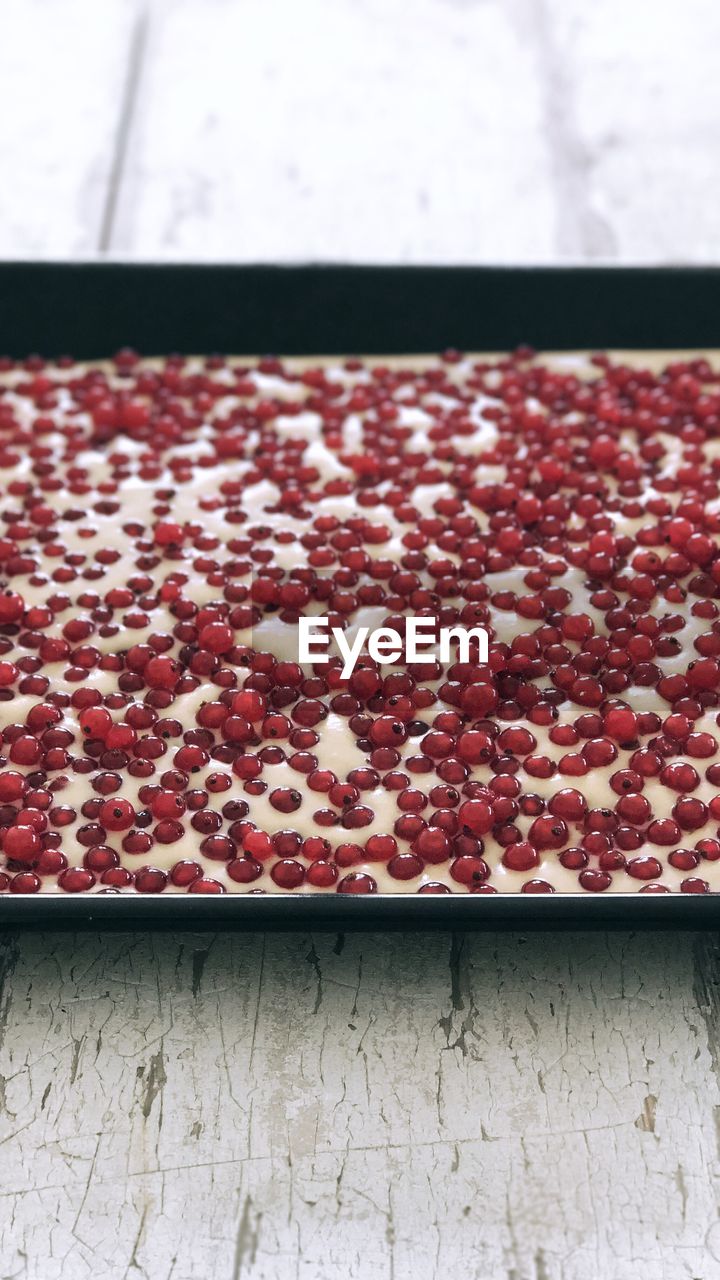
[2,2,720,1276]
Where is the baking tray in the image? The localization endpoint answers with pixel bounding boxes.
[1,260,719,930]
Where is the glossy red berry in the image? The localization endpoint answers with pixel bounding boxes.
[58,867,96,893]
[3,825,41,864]
[680,877,710,893]
[79,707,113,739]
[9,871,41,893]
[307,860,338,887]
[450,855,490,885]
[227,857,263,883]
[528,816,568,850]
[457,799,493,835]
[232,690,267,721]
[602,707,638,742]
[99,797,136,831]
[0,591,25,624]
[502,842,539,872]
[187,877,226,893]
[369,716,407,746]
[578,869,612,892]
[626,856,662,880]
[548,789,587,822]
[144,656,180,689]
[269,788,303,813]
[337,872,377,894]
[199,622,234,653]
[134,867,168,893]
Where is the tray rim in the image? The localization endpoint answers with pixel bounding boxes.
[3,259,720,359]
[0,892,717,931]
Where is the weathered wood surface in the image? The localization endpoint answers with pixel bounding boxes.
[2,930,720,1279]
[0,0,138,256]
[2,0,720,1275]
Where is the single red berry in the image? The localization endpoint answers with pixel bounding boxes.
[232,690,267,721]
[106,723,137,750]
[0,591,25,624]
[387,853,423,880]
[626,855,662,880]
[456,731,493,763]
[369,716,408,746]
[669,849,699,872]
[521,879,555,893]
[497,726,537,756]
[337,872,377,893]
[9,871,41,893]
[151,789,187,820]
[647,818,681,846]
[271,859,305,888]
[35,848,67,876]
[170,860,203,886]
[306,861,338,887]
[84,845,119,873]
[528,815,568,850]
[616,793,651,824]
[450,855,490,885]
[414,828,451,862]
[135,867,168,893]
[200,835,235,861]
[457,798,493,835]
[696,839,720,862]
[144,655,180,689]
[602,707,638,743]
[99,797,136,830]
[548,789,587,821]
[660,762,699,793]
[154,819,185,844]
[364,834,397,861]
[101,867,134,888]
[579,869,612,892]
[502,842,539,872]
[0,772,27,802]
[199,622,234,654]
[680,877,709,893]
[3,824,41,864]
[672,797,707,831]
[269,787,303,813]
[560,847,587,870]
[154,521,185,545]
[188,877,226,893]
[58,867,96,893]
[79,707,113,739]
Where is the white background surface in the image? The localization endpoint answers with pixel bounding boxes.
[1,2,720,1277]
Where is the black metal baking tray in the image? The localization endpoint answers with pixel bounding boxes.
[1,260,719,929]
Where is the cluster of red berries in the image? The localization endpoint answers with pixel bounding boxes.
[0,348,719,895]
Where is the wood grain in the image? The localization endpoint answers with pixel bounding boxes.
[1,930,719,1278]
[0,0,138,256]
[543,0,720,261]
[107,0,557,262]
